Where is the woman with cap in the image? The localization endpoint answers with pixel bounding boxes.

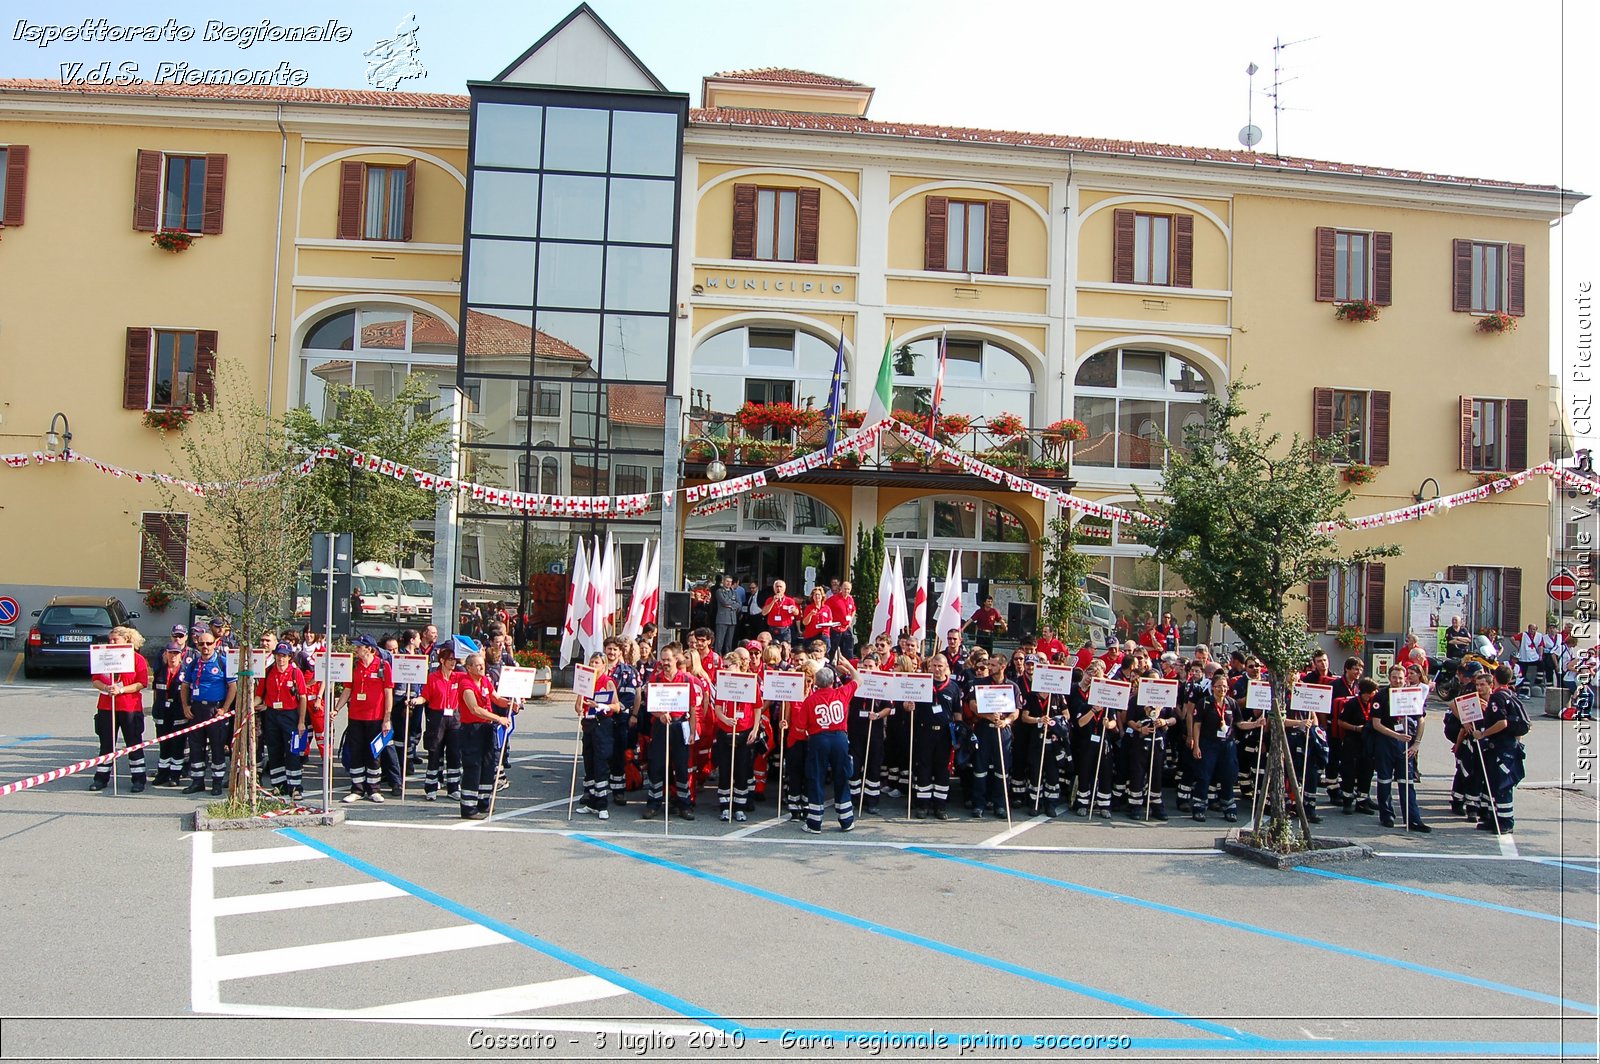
[150,640,188,786]
[257,642,310,798]
[89,625,150,792]
[335,634,393,804]
[421,641,462,801]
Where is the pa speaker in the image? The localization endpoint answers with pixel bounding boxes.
[661,591,692,630]
[1007,600,1038,640]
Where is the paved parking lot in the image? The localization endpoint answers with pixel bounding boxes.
[1,670,1596,1061]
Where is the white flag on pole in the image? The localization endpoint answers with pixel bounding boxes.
[870,544,896,642]
[560,538,591,667]
[889,547,909,643]
[621,540,654,640]
[935,550,965,645]
[908,546,930,645]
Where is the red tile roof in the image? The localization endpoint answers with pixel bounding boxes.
[464,310,590,363]
[710,68,869,89]
[0,77,469,109]
[609,384,666,428]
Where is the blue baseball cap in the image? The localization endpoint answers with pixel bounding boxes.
[354,634,378,649]
[274,643,294,655]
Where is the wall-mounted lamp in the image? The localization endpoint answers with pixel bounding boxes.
[45,411,72,456]
[1411,477,1440,504]
[688,436,727,482]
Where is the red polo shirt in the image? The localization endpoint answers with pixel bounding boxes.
[257,663,307,711]
[422,669,459,713]
[93,654,149,713]
[455,672,497,724]
[801,602,837,640]
[796,680,857,734]
[345,655,392,722]
[766,596,800,629]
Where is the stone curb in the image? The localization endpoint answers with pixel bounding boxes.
[190,809,345,832]
[1216,828,1374,870]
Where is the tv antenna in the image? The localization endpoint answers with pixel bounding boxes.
[1238,61,1262,150]
[1266,34,1318,158]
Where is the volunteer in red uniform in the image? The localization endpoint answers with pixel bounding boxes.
[1035,625,1068,664]
[643,643,697,820]
[456,651,512,819]
[711,646,761,822]
[336,634,393,804]
[90,626,150,793]
[800,587,837,650]
[764,580,801,645]
[797,656,859,833]
[964,597,1007,652]
[257,643,309,798]
[421,642,462,801]
[828,580,858,658]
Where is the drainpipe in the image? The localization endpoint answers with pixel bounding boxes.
[267,104,288,414]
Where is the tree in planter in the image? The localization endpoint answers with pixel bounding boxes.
[1140,381,1397,852]
[851,522,884,646]
[1037,514,1095,643]
[147,361,320,814]
[284,372,452,567]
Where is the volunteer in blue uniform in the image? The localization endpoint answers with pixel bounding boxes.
[1369,666,1430,831]
[180,626,236,796]
[604,637,639,806]
[912,653,962,819]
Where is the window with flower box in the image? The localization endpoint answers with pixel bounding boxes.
[123,327,216,412]
[132,150,227,235]
[1314,227,1392,305]
[1452,239,1524,316]
[1308,561,1385,632]
[1312,387,1390,466]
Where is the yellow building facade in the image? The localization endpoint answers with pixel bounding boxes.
[0,5,1579,658]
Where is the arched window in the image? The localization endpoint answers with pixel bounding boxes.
[1072,347,1213,470]
[891,335,1035,423]
[298,305,457,420]
[883,495,1032,581]
[689,325,847,429]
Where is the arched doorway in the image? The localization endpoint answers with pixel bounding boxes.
[683,489,845,595]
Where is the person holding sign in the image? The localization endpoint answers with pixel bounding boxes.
[420,642,462,802]
[1069,662,1116,818]
[180,626,236,796]
[89,627,149,793]
[1013,656,1058,816]
[575,652,619,820]
[456,652,512,820]
[1336,678,1379,816]
[911,653,963,820]
[847,652,890,816]
[1370,666,1430,831]
[603,637,641,807]
[1443,662,1485,817]
[642,644,697,821]
[968,655,1019,819]
[335,635,394,804]
[1232,660,1270,806]
[797,656,859,833]
[711,649,760,823]
[257,644,309,799]
[1186,667,1239,823]
[150,641,188,787]
[1465,665,1527,833]
[1121,668,1176,821]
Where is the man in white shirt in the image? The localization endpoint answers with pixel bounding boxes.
[1514,624,1545,688]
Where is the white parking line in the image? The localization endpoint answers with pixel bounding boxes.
[210,844,328,867]
[979,815,1049,847]
[351,976,628,1017]
[212,881,406,916]
[213,924,509,981]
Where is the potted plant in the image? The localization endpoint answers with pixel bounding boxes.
[143,586,174,612]
[142,406,195,431]
[1041,418,1089,442]
[888,446,923,471]
[976,447,1026,471]
[1334,299,1380,323]
[1341,463,1377,485]
[1029,456,1069,479]
[987,412,1026,440]
[684,439,717,462]
[515,649,553,698]
[840,410,866,429]
[152,228,197,253]
[1477,310,1517,334]
[933,413,973,443]
[1473,471,1507,488]
[830,450,861,470]
[1335,626,1365,653]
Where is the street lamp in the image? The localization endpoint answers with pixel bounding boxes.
[1411,477,1441,505]
[45,411,72,456]
[689,436,727,483]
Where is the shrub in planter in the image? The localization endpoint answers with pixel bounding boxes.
[1335,625,1365,653]
[1334,299,1380,323]
[1476,311,1517,334]
[1341,463,1377,485]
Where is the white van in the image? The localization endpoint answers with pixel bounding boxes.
[352,561,405,620]
[400,567,433,621]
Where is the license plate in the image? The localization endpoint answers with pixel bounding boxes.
[58,635,92,643]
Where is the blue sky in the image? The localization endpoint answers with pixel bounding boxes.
[4,0,1594,438]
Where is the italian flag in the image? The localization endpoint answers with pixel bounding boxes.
[864,331,894,426]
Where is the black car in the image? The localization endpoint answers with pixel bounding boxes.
[24,596,138,677]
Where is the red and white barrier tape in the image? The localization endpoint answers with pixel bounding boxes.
[0,711,235,797]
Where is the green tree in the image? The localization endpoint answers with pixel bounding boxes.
[1140,381,1397,851]
[147,361,320,812]
[284,372,452,565]
[851,522,884,644]
[1037,513,1095,642]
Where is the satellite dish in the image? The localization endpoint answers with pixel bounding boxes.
[1238,124,1263,148]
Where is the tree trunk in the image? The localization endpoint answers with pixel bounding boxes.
[1262,675,1314,848]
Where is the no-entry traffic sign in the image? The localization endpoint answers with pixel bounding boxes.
[1549,572,1579,603]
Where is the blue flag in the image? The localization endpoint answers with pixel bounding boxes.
[823,331,846,457]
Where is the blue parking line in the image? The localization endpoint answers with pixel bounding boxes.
[0,735,51,749]
[1295,865,1600,930]
[273,828,737,1032]
[908,847,1599,1016]
[568,833,1251,1045]
[1529,857,1600,875]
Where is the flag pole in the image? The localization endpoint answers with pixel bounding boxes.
[1034,693,1051,813]
[905,698,915,820]
[566,711,583,821]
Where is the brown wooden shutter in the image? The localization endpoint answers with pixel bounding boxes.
[1506,398,1528,472]
[985,199,1009,276]
[923,195,948,271]
[124,328,151,409]
[1500,567,1522,632]
[1312,387,1334,442]
[1314,226,1336,301]
[1451,239,1472,312]
[337,161,365,240]
[1112,209,1135,284]
[194,330,218,410]
[730,183,757,259]
[1364,562,1386,633]
[1458,396,1476,470]
[401,159,417,241]
[133,149,162,231]
[139,513,188,592]
[2,145,28,226]
[795,187,820,264]
[1368,390,1391,466]
[1172,214,1194,288]
[1446,565,1468,583]
[1507,243,1525,316]
[200,153,226,235]
[1372,231,1393,305]
[1308,577,1329,631]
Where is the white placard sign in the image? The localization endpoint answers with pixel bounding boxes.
[715,671,759,705]
[223,648,240,675]
[891,673,934,702]
[1246,679,1273,712]
[89,644,135,674]
[1033,664,1074,695]
[855,670,895,700]
[974,684,1017,715]
[1454,693,1484,724]
[1291,683,1333,715]
[762,671,805,703]
[390,654,429,685]
[572,664,598,701]
[1137,678,1179,709]
[649,683,691,715]
[312,653,353,684]
[1089,678,1132,711]
[496,667,536,700]
[1390,685,1428,717]
[249,649,271,676]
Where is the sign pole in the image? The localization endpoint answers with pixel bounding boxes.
[904,701,915,821]
[1034,693,1050,814]
[323,533,335,811]
[856,700,875,821]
